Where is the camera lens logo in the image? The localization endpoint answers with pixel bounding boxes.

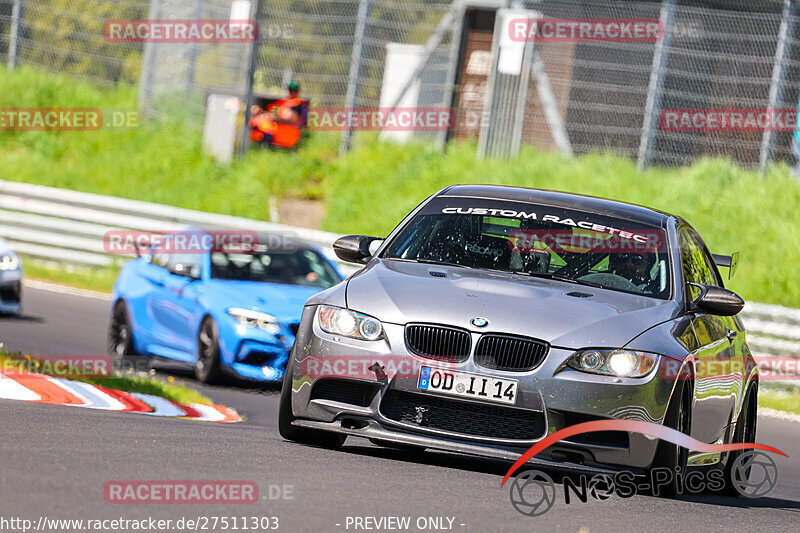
[509,470,556,516]
[731,450,779,498]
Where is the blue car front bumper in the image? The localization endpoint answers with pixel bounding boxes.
[217,316,297,382]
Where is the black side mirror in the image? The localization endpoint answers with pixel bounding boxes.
[688,283,744,316]
[170,262,200,280]
[333,235,383,264]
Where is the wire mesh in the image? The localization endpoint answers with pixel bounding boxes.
[1,0,800,168]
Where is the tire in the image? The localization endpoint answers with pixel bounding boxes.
[278,358,346,449]
[649,384,691,498]
[719,384,758,497]
[195,317,222,384]
[108,300,138,364]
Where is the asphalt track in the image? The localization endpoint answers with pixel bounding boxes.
[0,283,798,532]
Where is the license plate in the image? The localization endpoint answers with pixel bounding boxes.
[417,366,518,405]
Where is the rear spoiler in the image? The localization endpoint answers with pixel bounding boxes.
[712,252,739,280]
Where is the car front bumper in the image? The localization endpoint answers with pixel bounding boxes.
[217,314,296,382]
[288,305,679,470]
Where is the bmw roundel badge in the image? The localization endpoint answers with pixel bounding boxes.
[471,317,489,328]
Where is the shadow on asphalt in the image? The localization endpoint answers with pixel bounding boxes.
[336,442,800,510]
[0,312,43,323]
[146,357,282,394]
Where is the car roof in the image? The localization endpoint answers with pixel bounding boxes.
[437,185,672,227]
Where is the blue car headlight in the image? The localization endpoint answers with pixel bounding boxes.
[0,253,20,271]
[318,305,383,341]
[227,307,282,335]
[567,349,659,378]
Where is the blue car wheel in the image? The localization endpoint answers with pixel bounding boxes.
[107,300,138,363]
[196,317,222,384]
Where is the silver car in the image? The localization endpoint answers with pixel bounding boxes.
[0,237,22,314]
[279,185,756,496]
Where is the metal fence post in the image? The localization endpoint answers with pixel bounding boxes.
[637,0,677,171]
[239,0,264,159]
[759,0,796,174]
[138,0,162,114]
[185,0,206,94]
[339,0,372,156]
[7,0,25,71]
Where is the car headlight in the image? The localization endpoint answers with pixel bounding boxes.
[227,307,282,335]
[318,305,383,341]
[0,254,20,271]
[567,349,659,378]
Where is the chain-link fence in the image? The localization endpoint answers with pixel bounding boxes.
[3,0,800,170]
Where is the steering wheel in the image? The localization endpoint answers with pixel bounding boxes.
[577,272,641,292]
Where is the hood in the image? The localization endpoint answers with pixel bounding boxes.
[204,280,322,323]
[345,260,680,349]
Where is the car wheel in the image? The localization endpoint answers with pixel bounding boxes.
[278,358,346,449]
[649,384,691,498]
[195,317,222,384]
[719,384,758,497]
[108,300,138,364]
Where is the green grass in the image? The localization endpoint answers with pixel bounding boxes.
[3,66,800,307]
[0,66,339,220]
[760,388,800,416]
[0,350,211,405]
[23,256,119,293]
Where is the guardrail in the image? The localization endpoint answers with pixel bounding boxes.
[0,179,345,268]
[1,180,797,387]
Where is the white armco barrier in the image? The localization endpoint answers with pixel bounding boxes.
[0,179,346,268]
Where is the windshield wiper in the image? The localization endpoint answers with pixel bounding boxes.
[388,257,472,269]
[511,271,605,288]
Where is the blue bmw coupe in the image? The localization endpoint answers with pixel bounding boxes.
[108,230,344,383]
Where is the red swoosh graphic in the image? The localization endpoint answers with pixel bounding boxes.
[501,419,787,487]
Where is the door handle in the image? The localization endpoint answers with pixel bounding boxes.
[726,329,738,342]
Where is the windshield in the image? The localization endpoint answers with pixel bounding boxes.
[382,199,671,299]
[210,248,341,288]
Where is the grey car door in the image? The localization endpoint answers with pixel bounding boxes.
[679,227,737,445]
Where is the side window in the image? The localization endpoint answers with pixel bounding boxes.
[679,228,719,286]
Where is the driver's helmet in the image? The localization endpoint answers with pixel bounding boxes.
[609,251,655,283]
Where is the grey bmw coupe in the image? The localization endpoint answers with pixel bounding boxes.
[279,185,755,496]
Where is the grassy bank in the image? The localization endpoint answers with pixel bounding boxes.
[0,350,211,405]
[2,67,800,307]
[0,66,338,219]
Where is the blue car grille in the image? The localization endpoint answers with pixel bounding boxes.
[474,334,549,372]
[0,281,21,303]
[242,351,280,367]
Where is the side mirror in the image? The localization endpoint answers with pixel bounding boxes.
[170,262,200,280]
[333,235,383,264]
[688,283,744,316]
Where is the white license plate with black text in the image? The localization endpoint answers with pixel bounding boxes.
[417,366,518,405]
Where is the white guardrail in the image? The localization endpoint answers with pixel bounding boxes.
[0,179,797,386]
[0,179,345,268]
